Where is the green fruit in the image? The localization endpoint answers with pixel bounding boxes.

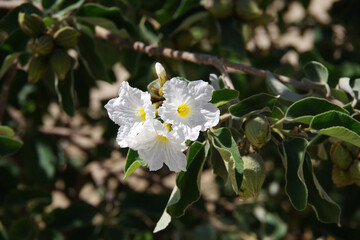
[349,160,360,186]
[28,55,49,83]
[203,0,234,19]
[240,153,266,200]
[245,115,271,148]
[18,13,45,38]
[332,165,353,186]
[53,26,80,49]
[50,49,71,80]
[35,34,54,56]
[235,0,263,21]
[330,142,353,170]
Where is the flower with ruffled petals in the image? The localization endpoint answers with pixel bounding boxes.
[104,81,155,147]
[158,78,220,141]
[129,119,188,172]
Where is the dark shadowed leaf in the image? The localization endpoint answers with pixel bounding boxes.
[4,188,51,206]
[154,141,210,232]
[230,93,279,119]
[303,154,341,226]
[0,136,23,158]
[54,69,75,117]
[282,138,308,210]
[44,202,96,230]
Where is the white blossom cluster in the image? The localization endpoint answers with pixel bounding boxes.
[105,63,220,172]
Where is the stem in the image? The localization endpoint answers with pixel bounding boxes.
[94,26,343,106]
[0,61,17,123]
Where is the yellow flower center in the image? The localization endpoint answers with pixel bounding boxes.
[177,104,190,117]
[156,135,169,143]
[136,108,146,121]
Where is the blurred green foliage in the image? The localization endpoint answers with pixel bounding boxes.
[1,0,360,239]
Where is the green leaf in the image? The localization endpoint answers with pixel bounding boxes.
[0,126,15,137]
[154,141,210,233]
[41,0,58,11]
[124,149,147,179]
[210,89,239,107]
[303,61,329,84]
[0,52,21,79]
[286,97,348,124]
[160,6,209,36]
[4,188,51,206]
[0,221,8,240]
[77,3,137,37]
[35,141,56,181]
[209,145,228,182]
[208,128,243,193]
[54,0,85,18]
[310,111,360,147]
[229,93,279,119]
[303,154,341,226]
[266,71,303,102]
[282,138,308,210]
[54,69,75,116]
[0,136,23,158]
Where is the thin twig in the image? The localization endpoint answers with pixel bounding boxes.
[94,26,342,106]
[95,26,236,89]
[0,61,17,123]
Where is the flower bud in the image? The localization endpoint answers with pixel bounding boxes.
[245,115,271,148]
[28,55,49,83]
[349,160,360,186]
[18,13,45,38]
[235,0,263,21]
[35,34,54,56]
[240,153,266,200]
[330,142,353,170]
[332,165,353,186]
[50,49,71,80]
[202,0,234,19]
[155,62,167,86]
[53,26,80,49]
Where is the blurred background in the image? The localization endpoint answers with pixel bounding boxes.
[0,0,360,239]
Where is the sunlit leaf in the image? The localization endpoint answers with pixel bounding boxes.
[286,97,348,124]
[310,111,360,147]
[210,89,239,107]
[208,128,243,193]
[124,149,147,179]
[266,71,303,102]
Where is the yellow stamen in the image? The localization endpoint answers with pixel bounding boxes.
[136,108,146,121]
[156,135,169,143]
[164,123,172,132]
[177,104,191,117]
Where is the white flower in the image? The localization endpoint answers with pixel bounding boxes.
[130,119,188,172]
[104,81,155,147]
[155,62,167,86]
[158,78,220,141]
